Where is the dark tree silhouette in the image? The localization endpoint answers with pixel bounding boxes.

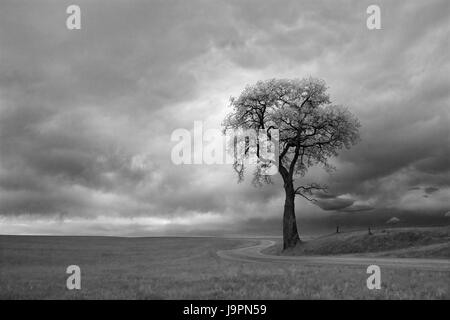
[223,78,360,250]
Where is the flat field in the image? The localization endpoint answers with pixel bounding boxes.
[0,234,448,299]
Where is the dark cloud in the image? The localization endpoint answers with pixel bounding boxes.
[313,192,340,200]
[0,0,449,235]
[311,191,373,212]
[338,205,374,213]
[314,198,355,211]
[424,187,440,194]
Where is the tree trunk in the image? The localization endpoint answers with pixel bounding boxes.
[283,182,300,250]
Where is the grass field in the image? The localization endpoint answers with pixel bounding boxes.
[265,226,450,258]
[0,234,449,299]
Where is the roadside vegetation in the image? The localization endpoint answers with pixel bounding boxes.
[265,226,450,259]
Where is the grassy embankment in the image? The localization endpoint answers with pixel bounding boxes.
[265,226,450,259]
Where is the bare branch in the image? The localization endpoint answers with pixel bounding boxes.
[294,183,328,202]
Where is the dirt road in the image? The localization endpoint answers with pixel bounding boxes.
[217,240,450,271]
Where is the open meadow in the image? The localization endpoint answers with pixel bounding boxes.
[1,233,449,299]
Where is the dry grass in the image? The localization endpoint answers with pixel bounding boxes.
[266,226,450,258]
[0,235,449,299]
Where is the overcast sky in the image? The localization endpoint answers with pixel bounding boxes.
[0,0,449,236]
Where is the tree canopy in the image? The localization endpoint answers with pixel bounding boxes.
[223,77,360,199]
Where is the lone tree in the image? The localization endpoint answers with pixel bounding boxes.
[223,78,360,250]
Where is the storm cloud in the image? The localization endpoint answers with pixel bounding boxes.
[0,0,449,235]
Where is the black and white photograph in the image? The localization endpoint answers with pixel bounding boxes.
[0,0,449,308]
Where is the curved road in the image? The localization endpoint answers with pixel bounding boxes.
[217,240,450,271]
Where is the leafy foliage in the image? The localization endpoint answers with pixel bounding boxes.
[223,77,360,198]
